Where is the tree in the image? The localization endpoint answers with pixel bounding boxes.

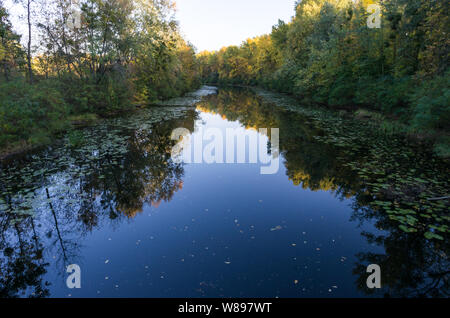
[0,2,25,81]
[197,0,449,139]
[14,0,34,83]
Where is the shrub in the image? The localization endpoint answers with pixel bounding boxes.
[409,71,450,132]
[0,80,68,150]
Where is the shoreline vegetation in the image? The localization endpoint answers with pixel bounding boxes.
[209,83,450,159]
[1,0,449,160]
[0,0,201,160]
[197,0,449,158]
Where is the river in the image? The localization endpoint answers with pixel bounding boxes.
[0,86,448,298]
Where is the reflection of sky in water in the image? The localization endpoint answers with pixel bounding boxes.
[1,87,447,298]
[176,112,274,170]
[41,109,383,298]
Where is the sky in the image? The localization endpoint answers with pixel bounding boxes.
[175,0,296,52]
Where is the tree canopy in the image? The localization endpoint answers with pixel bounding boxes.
[0,0,201,153]
[198,0,449,138]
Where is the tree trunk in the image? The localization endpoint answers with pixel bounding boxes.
[27,0,33,83]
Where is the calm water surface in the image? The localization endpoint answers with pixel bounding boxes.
[0,87,448,298]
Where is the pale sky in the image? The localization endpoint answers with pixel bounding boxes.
[175,0,296,52]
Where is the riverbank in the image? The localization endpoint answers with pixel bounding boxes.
[204,82,450,159]
[196,0,449,162]
[0,84,214,161]
[0,113,99,161]
[1,86,447,297]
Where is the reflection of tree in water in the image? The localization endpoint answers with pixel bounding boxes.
[351,203,449,298]
[198,88,360,196]
[83,115,196,218]
[0,217,50,298]
[0,88,447,297]
[199,88,449,297]
[43,187,82,272]
[0,109,197,297]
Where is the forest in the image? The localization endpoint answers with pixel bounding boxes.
[0,0,200,156]
[197,0,449,157]
[0,0,449,299]
[0,0,449,157]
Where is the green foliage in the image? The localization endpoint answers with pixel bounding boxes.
[410,71,450,132]
[198,0,449,156]
[0,80,68,150]
[67,130,85,148]
[0,0,202,154]
[433,136,450,159]
[0,3,25,81]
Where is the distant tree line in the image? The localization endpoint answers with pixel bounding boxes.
[198,0,449,155]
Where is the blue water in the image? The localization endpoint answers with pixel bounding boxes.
[0,87,447,298]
